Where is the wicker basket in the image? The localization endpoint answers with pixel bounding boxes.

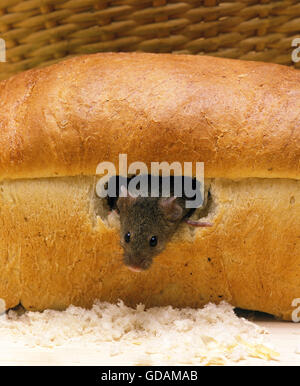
[0,0,299,80]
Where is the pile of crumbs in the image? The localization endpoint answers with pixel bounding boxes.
[0,300,279,365]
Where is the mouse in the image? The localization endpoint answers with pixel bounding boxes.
[115,185,212,272]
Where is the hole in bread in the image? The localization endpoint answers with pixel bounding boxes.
[93,174,208,226]
[104,174,205,214]
[92,175,219,239]
[93,175,218,240]
[290,196,295,205]
[97,175,202,209]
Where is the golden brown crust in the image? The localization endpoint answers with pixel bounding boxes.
[0,52,299,180]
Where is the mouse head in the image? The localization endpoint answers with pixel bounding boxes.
[116,186,183,272]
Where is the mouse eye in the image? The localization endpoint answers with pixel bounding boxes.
[124,232,131,243]
[149,236,158,247]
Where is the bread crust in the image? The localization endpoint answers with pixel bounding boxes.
[0,52,299,180]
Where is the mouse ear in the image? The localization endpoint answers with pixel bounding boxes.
[159,196,183,222]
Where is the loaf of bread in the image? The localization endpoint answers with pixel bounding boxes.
[0,53,299,320]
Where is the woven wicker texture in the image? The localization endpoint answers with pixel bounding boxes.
[0,0,299,80]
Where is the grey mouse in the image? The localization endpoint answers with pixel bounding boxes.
[116,185,212,272]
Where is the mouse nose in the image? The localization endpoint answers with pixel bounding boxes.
[124,253,151,272]
[127,265,144,272]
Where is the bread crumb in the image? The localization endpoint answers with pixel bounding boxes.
[0,301,279,365]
